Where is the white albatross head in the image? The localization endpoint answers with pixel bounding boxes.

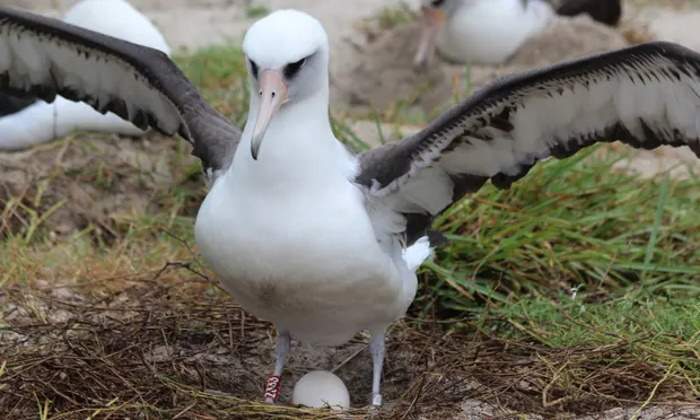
[242,10,330,160]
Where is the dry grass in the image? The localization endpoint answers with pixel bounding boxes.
[1,264,698,419]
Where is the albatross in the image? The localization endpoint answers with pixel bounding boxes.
[2,6,700,407]
[0,0,169,150]
[414,0,623,66]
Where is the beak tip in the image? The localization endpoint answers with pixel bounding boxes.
[251,133,262,161]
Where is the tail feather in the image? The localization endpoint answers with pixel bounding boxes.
[402,236,433,272]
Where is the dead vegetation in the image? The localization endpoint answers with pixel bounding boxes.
[1,264,697,419]
[0,134,203,244]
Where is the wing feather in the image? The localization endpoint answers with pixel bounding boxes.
[357,42,700,244]
[0,6,240,177]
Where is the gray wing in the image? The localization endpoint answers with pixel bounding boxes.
[357,42,700,244]
[0,6,241,178]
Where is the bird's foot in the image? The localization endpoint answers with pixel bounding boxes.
[371,393,382,407]
[264,375,282,403]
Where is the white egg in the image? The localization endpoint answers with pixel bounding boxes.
[291,370,350,410]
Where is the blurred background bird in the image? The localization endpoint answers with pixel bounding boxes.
[414,0,623,66]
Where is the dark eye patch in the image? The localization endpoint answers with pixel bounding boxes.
[249,59,259,79]
[283,57,307,79]
[431,0,446,6]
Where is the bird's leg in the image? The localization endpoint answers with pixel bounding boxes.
[264,330,290,403]
[369,328,386,407]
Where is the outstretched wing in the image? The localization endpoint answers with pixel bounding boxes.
[357,42,700,244]
[0,6,241,177]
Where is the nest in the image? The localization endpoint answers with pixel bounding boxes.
[1,265,695,419]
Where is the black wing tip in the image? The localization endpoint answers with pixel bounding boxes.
[427,230,448,248]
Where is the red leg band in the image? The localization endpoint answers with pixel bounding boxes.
[264,375,281,403]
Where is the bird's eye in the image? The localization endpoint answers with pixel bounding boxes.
[249,59,259,79]
[283,57,307,79]
[431,0,445,6]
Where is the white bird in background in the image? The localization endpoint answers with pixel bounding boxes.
[0,0,170,150]
[2,6,700,407]
[414,0,623,66]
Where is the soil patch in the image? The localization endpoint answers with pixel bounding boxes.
[0,133,202,241]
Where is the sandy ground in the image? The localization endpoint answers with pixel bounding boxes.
[11,0,420,52]
[15,1,700,52]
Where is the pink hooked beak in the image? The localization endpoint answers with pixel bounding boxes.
[251,70,289,160]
